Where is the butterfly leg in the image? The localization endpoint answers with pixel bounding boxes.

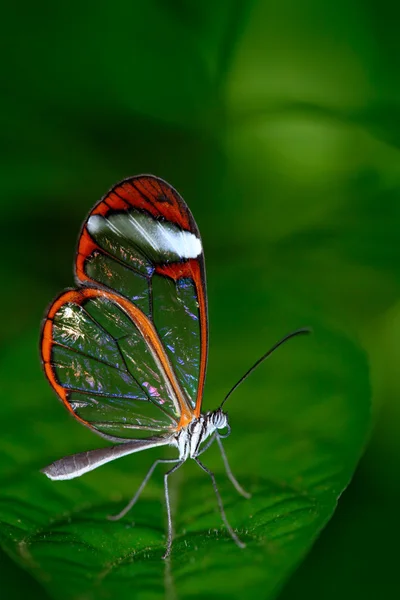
[162,460,185,560]
[216,435,251,499]
[194,458,245,549]
[197,432,216,455]
[108,458,180,521]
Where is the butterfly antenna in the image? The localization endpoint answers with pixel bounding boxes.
[220,327,312,409]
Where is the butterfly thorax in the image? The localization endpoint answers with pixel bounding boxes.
[175,409,229,461]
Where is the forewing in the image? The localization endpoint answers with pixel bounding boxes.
[41,287,191,441]
[75,175,208,417]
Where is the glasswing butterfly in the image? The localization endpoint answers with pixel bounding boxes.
[41,175,309,558]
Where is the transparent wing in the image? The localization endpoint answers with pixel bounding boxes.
[74,175,208,417]
[41,287,193,440]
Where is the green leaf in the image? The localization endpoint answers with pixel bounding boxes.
[0,547,49,600]
[0,305,370,599]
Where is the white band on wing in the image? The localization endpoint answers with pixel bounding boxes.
[88,211,202,262]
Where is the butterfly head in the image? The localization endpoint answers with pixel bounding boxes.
[210,408,230,438]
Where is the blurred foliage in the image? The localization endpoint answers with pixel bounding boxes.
[0,0,399,599]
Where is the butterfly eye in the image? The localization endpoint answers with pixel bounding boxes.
[211,410,230,437]
[211,409,227,428]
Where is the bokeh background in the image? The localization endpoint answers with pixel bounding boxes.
[1,1,400,599]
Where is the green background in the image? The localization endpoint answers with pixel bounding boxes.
[1,1,399,599]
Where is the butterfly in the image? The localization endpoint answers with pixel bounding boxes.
[40,175,309,558]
